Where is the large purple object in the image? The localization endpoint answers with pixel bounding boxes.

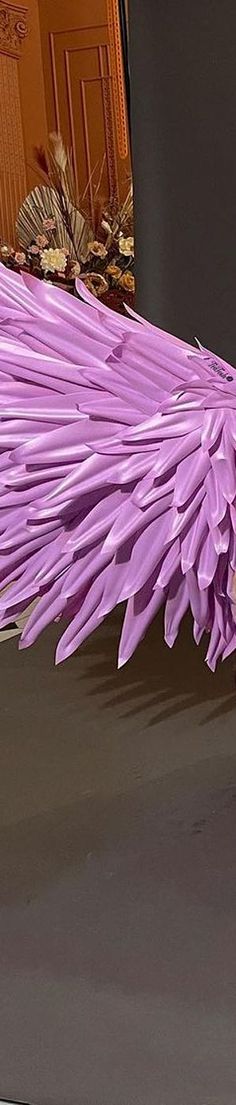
[0,263,236,671]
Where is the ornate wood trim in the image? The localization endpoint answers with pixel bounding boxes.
[99,43,119,201]
[0,1,28,58]
[107,0,129,160]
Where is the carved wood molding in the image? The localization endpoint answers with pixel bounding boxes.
[107,0,129,160]
[0,1,28,57]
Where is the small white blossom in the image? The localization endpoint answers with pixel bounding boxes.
[40,248,67,274]
[119,235,134,257]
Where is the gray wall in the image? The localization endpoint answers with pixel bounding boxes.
[129,0,236,364]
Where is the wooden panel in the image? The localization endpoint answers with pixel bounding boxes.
[38,0,130,220]
[107,0,129,160]
[0,0,48,242]
[0,2,28,242]
[17,0,48,193]
[49,27,119,216]
[0,52,27,241]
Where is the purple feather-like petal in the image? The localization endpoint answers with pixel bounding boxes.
[0,263,236,670]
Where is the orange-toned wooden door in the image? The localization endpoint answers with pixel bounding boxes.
[0,0,130,244]
[38,0,131,221]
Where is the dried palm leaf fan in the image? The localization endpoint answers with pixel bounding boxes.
[16,184,89,258]
[16,132,90,260]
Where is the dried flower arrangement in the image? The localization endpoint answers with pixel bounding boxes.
[0,133,135,315]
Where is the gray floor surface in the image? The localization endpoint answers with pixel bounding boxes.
[0,610,236,1104]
